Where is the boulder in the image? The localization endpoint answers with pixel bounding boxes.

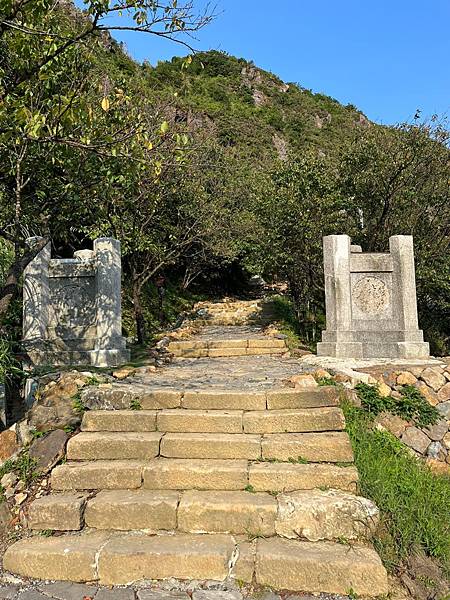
[437,382,450,402]
[375,412,408,438]
[397,371,417,386]
[29,429,69,474]
[437,401,450,420]
[401,427,430,455]
[288,375,318,389]
[423,419,448,442]
[414,381,439,406]
[377,382,392,398]
[420,368,446,392]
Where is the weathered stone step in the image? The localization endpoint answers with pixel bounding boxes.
[81,407,346,434]
[161,433,262,460]
[262,432,354,463]
[81,410,157,432]
[242,407,345,433]
[51,460,145,490]
[172,346,286,358]
[51,458,359,493]
[143,459,248,491]
[66,432,162,461]
[3,533,388,596]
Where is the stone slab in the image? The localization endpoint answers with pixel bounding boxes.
[28,493,88,531]
[67,432,162,460]
[140,390,182,409]
[242,407,345,434]
[182,392,266,411]
[85,490,179,531]
[261,432,354,463]
[248,462,358,493]
[255,538,388,596]
[143,459,248,491]
[178,490,277,535]
[51,460,144,490]
[266,388,340,410]
[161,433,261,460]
[157,410,243,433]
[97,534,236,585]
[81,411,157,432]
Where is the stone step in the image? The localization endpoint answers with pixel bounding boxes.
[181,391,267,410]
[29,488,377,541]
[51,458,359,493]
[3,533,388,596]
[261,432,354,463]
[81,410,157,432]
[242,407,345,433]
[172,347,286,358]
[168,338,286,351]
[266,387,340,409]
[51,460,145,490]
[157,409,243,433]
[66,432,162,461]
[143,459,248,491]
[160,433,262,460]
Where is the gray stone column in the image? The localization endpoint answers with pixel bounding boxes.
[389,235,419,330]
[22,237,50,344]
[94,237,125,350]
[323,235,352,332]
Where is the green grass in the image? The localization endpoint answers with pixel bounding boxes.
[343,401,450,573]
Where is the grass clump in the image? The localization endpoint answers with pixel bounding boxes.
[343,401,450,573]
[355,382,439,428]
[130,398,142,411]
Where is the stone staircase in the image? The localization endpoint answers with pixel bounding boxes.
[4,386,388,596]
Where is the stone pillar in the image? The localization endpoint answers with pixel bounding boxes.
[22,237,50,344]
[94,238,124,349]
[322,235,352,332]
[389,235,419,330]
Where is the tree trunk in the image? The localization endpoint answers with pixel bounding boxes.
[132,281,146,345]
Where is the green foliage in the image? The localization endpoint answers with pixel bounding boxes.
[316,377,337,387]
[355,383,439,428]
[0,452,38,487]
[343,402,450,571]
[72,394,86,416]
[130,398,142,411]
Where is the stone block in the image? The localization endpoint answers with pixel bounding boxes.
[51,460,144,490]
[85,490,179,531]
[36,582,98,600]
[420,368,446,392]
[28,493,88,530]
[97,534,236,585]
[275,489,379,541]
[437,382,450,402]
[140,390,182,409]
[397,371,417,385]
[248,462,358,493]
[3,532,112,582]
[67,432,162,460]
[261,432,353,463]
[415,381,439,406]
[266,388,339,410]
[178,490,277,535]
[81,410,157,432]
[182,391,266,411]
[157,410,243,433]
[424,419,448,442]
[143,459,248,491]
[208,348,248,358]
[247,339,286,348]
[243,408,345,434]
[208,339,248,349]
[232,540,256,583]
[401,427,430,454]
[255,538,388,596]
[161,433,261,460]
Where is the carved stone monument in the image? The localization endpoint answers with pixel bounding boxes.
[23,238,130,367]
[317,235,429,359]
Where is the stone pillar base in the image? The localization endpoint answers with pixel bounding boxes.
[89,349,131,368]
[317,340,430,359]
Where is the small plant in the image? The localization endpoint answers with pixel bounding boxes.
[130,398,142,411]
[14,453,38,485]
[288,456,308,464]
[72,393,86,415]
[85,375,102,387]
[346,588,359,600]
[316,377,337,387]
[244,484,255,493]
[63,424,77,434]
[30,429,46,440]
[39,529,54,537]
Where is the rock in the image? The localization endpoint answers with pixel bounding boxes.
[420,368,446,392]
[375,413,408,438]
[29,429,69,474]
[414,381,439,406]
[0,430,18,461]
[14,492,27,505]
[275,489,379,541]
[401,427,430,454]
[437,382,450,402]
[112,367,136,380]
[437,401,450,420]
[426,441,446,460]
[192,591,242,600]
[426,458,450,476]
[424,419,448,442]
[95,588,135,600]
[343,389,361,407]
[1,472,18,489]
[15,480,25,492]
[288,374,318,389]
[0,501,12,530]
[443,432,450,450]
[37,582,98,600]
[396,371,417,386]
[377,382,392,398]
[313,369,332,380]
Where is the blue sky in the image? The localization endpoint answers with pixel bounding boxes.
[77,0,450,124]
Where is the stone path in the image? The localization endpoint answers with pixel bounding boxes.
[1,309,389,598]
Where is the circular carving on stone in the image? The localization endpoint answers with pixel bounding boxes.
[352,276,390,316]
